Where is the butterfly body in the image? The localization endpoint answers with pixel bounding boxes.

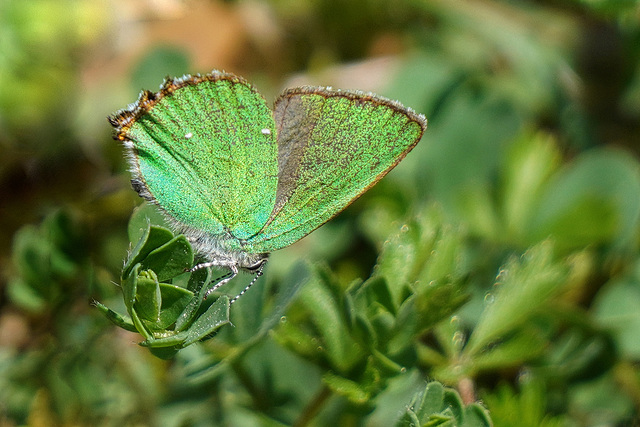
[109,71,426,295]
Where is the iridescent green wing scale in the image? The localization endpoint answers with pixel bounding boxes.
[245,88,427,253]
[110,73,278,242]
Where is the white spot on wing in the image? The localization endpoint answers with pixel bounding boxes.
[185,132,193,139]
[261,128,271,135]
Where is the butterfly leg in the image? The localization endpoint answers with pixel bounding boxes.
[230,261,266,304]
[189,259,235,271]
[202,264,238,299]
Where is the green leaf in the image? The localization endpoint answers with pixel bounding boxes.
[397,381,492,427]
[120,264,153,341]
[469,324,547,372]
[355,276,396,316]
[148,347,181,360]
[123,225,174,280]
[500,131,561,243]
[530,148,640,249]
[465,241,567,356]
[462,404,493,427]
[236,260,311,341]
[484,379,566,427]
[385,297,419,356]
[416,381,446,420]
[374,215,436,305]
[418,92,521,238]
[156,283,194,329]
[442,388,464,422]
[414,280,469,336]
[122,263,140,313]
[130,306,153,342]
[416,223,467,288]
[299,267,362,372]
[272,317,322,359]
[140,234,193,282]
[350,312,378,351]
[183,295,231,345]
[540,313,616,382]
[593,264,640,359]
[140,296,230,348]
[322,371,370,404]
[135,271,161,323]
[127,202,171,243]
[6,277,46,313]
[173,268,213,332]
[93,301,137,332]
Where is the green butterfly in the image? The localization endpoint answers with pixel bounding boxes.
[109,71,426,300]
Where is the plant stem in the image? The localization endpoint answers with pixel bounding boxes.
[293,384,332,427]
[458,376,476,405]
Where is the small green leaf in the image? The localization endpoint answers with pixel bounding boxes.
[174,268,212,332]
[416,223,466,287]
[530,148,640,249]
[149,347,181,360]
[183,295,231,346]
[134,271,161,323]
[130,306,153,342]
[272,318,322,359]
[128,202,170,243]
[500,131,561,242]
[593,266,640,359]
[414,281,469,335]
[156,283,194,329]
[386,297,419,356]
[470,325,547,372]
[396,411,421,427]
[120,264,154,341]
[541,321,616,382]
[140,296,230,348]
[322,371,370,404]
[416,381,445,420]
[351,313,378,350]
[374,216,433,304]
[442,388,464,422]
[484,380,565,427]
[140,235,193,282]
[122,263,140,312]
[356,276,397,316]
[93,301,137,332]
[255,260,311,336]
[300,268,362,372]
[465,241,567,356]
[396,381,491,427]
[462,404,493,427]
[6,277,47,313]
[123,225,174,280]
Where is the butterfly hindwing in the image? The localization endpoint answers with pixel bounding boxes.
[245,88,426,252]
[113,73,279,241]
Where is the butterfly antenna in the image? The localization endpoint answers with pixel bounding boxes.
[230,262,266,305]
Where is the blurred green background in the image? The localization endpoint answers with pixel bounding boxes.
[2,0,640,425]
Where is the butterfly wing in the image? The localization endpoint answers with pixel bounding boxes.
[245,87,426,252]
[110,72,278,242]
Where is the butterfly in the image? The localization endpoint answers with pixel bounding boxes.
[109,70,426,301]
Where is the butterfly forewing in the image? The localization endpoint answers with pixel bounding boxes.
[245,88,426,253]
[120,75,279,241]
